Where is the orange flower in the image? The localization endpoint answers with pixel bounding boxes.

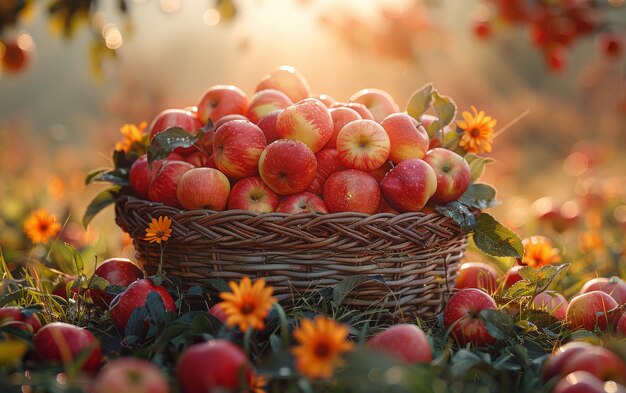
[248,373,268,393]
[144,216,172,244]
[519,236,561,268]
[579,231,604,253]
[218,277,276,331]
[23,209,61,244]
[115,121,146,152]
[292,316,354,380]
[457,106,496,154]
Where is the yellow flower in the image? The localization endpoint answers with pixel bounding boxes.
[292,316,354,380]
[457,106,496,154]
[218,277,276,331]
[23,209,61,244]
[144,216,172,244]
[519,236,561,268]
[115,121,147,152]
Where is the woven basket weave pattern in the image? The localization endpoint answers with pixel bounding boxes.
[115,195,468,318]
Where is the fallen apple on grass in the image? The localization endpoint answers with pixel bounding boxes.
[33,322,102,372]
[367,324,432,364]
[443,288,498,347]
[109,279,176,332]
[176,339,251,393]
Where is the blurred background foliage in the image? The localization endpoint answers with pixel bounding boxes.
[0,0,625,280]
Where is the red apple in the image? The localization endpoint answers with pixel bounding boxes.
[532,291,568,321]
[423,148,471,205]
[443,288,497,347]
[185,152,212,168]
[618,312,626,336]
[420,114,453,149]
[227,177,280,213]
[349,88,399,122]
[148,109,203,156]
[0,306,42,333]
[553,371,626,393]
[560,347,626,385]
[148,160,194,208]
[455,262,499,293]
[306,148,345,195]
[208,304,227,324]
[336,119,390,172]
[323,170,380,214]
[258,139,317,195]
[176,168,231,211]
[369,161,393,184]
[324,107,362,149]
[197,85,248,124]
[213,114,249,130]
[276,192,328,214]
[176,340,251,393]
[275,98,333,153]
[380,158,437,212]
[91,357,170,393]
[109,279,176,332]
[330,102,375,121]
[380,113,429,163]
[580,277,626,305]
[377,198,399,214]
[367,324,432,364]
[33,322,102,371]
[246,89,293,124]
[255,65,310,103]
[566,291,619,331]
[256,109,283,144]
[89,258,144,308]
[311,93,336,107]
[213,120,267,178]
[501,265,524,290]
[129,155,152,200]
[542,342,594,381]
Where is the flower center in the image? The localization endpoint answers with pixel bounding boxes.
[470,128,481,138]
[156,230,165,238]
[39,222,49,233]
[314,342,332,359]
[240,302,255,315]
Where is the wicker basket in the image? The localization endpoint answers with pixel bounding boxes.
[115,194,468,318]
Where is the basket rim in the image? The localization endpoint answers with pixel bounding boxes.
[115,194,464,228]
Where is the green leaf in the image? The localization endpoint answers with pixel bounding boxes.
[64,243,84,275]
[424,91,457,139]
[87,276,109,290]
[406,83,434,121]
[436,201,477,233]
[472,213,523,258]
[534,264,569,294]
[82,186,121,228]
[199,278,230,293]
[480,308,515,341]
[458,183,500,210]
[465,153,495,183]
[332,275,385,305]
[518,266,540,282]
[93,168,129,187]
[147,127,199,166]
[146,291,167,327]
[85,168,108,186]
[505,280,535,299]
